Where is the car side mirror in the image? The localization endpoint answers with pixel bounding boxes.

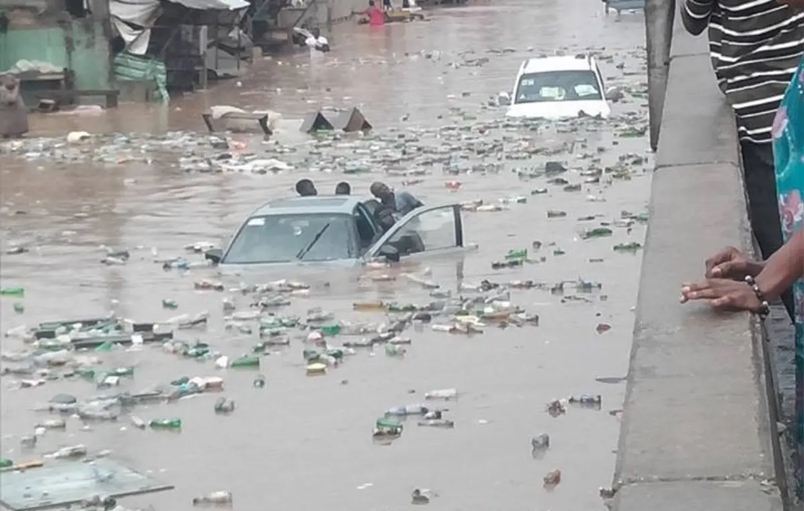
[605,86,624,102]
[378,244,400,263]
[205,248,223,265]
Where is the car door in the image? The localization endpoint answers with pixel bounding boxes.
[364,204,464,260]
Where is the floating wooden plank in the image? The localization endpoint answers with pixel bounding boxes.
[0,459,173,511]
[202,112,272,135]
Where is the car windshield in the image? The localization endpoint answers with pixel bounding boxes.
[223,213,357,264]
[515,70,602,104]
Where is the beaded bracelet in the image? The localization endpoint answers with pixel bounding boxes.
[744,275,771,319]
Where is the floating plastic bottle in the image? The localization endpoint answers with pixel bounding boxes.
[253,374,266,388]
[385,344,406,357]
[374,417,403,437]
[36,419,66,430]
[531,433,550,450]
[162,299,179,309]
[230,355,260,368]
[417,419,455,428]
[569,394,602,406]
[214,397,235,414]
[505,249,527,260]
[0,287,24,297]
[149,418,182,430]
[580,227,613,239]
[306,362,327,375]
[0,458,12,468]
[385,404,429,416]
[386,303,418,312]
[353,301,384,311]
[192,491,232,506]
[425,388,458,400]
[613,242,643,252]
[51,444,87,459]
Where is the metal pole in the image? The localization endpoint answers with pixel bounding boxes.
[90,0,114,87]
[645,0,675,152]
[198,25,208,89]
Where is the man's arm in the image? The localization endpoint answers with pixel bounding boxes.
[756,229,804,301]
[681,0,715,36]
[399,191,423,209]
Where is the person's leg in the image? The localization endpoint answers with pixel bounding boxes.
[741,140,795,320]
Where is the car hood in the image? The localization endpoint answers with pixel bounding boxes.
[506,100,610,120]
[218,257,361,275]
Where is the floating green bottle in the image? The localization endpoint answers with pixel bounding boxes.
[320,324,341,336]
[110,366,134,377]
[387,303,417,312]
[0,287,24,297]
[581,227,613,239]
[303,349,321,362]
[230,355,260,368]
[94,340,115,352]
[149,418,181,430]
[76,368,96,379]
[0,458,13,468]
[613,242,643,252]
[505,249,527,260]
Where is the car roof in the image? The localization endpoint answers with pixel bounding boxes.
[519,55,595,74]
[250,196,370,217]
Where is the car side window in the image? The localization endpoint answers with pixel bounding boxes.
[354,205,377,249]
[377,205,459,257]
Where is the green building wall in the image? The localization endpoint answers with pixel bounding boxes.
[0,19,111,90]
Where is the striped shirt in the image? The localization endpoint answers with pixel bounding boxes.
[682,0,804,143]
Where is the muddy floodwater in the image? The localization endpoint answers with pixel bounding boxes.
[0,1,651,510]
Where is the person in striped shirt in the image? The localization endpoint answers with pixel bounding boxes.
[681,0,804,264]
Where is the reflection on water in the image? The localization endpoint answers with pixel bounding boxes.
[0,1,652,510]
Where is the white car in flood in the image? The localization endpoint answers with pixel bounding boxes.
[505,55,611,120]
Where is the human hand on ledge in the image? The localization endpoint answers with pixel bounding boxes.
[680,279,764,313]
[704,246,763,280]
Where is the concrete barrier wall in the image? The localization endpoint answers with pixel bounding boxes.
[278,0,367,28]
[612,4,787,511]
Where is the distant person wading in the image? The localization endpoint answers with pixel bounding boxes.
[295,179,318,197]
[335,182,351,195]
[358,0,386,26]
[305,28,330,53]
[0,74,28,139]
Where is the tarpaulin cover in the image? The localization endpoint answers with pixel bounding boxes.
[109,0,247,55]
[113,51,169,102]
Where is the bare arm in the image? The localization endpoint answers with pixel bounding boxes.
[681,0,715,36]
[756,229,804,300]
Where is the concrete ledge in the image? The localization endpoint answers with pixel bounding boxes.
[654,55,741,169]
[614,3,785,509]
[615,481,782,511]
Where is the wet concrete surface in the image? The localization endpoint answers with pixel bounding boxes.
[0,1,653,510]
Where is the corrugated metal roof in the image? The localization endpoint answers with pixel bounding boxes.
[170,0,248,10]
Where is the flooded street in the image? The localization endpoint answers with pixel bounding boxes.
[0,1,651,510]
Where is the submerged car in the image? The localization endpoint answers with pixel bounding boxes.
[505,55,611,120]
[206,196,469,269]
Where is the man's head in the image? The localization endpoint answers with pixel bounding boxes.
[369,0,375,6]
[335,182,351,195]
[370,181,392,201]
[295,179,317,197]
[311,27,321,38]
